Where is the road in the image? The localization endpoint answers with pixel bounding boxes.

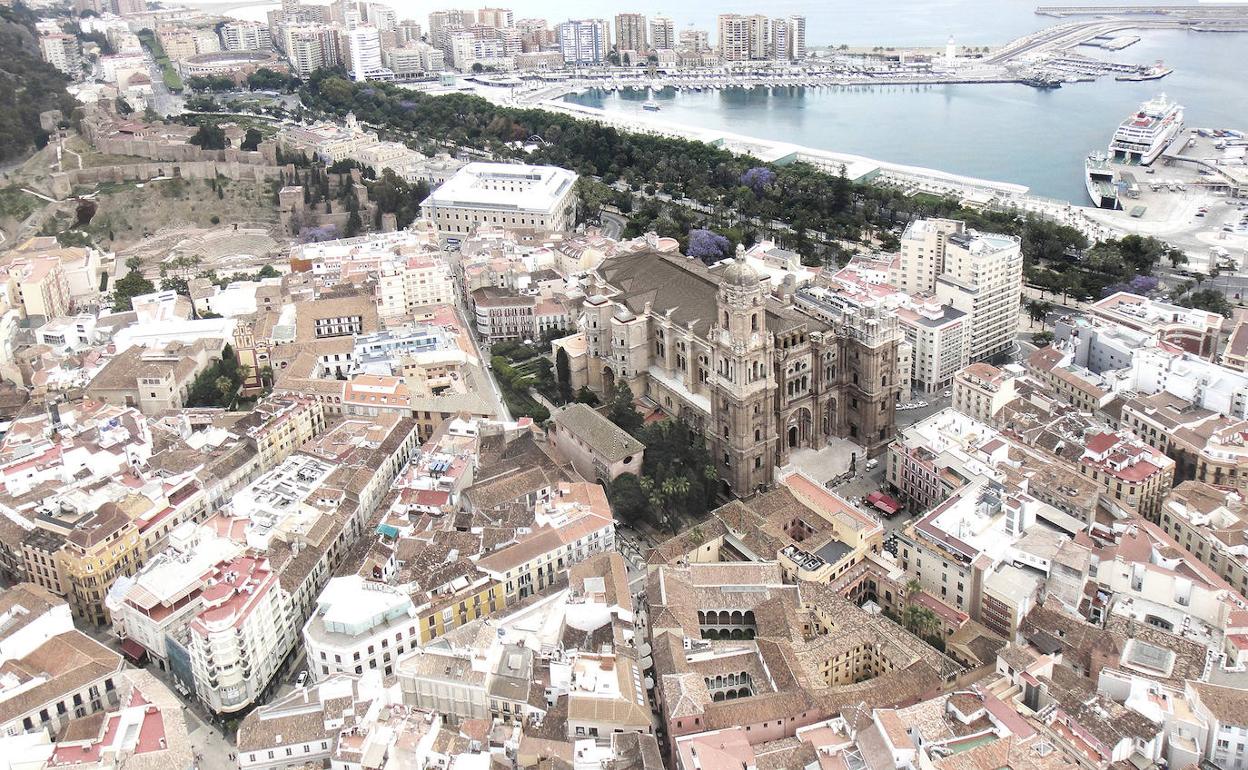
[453,300,510,421]
[143,52,184,117]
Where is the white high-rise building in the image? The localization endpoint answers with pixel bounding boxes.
[284,24,340,75]
[557,18,608,65]
[770,18,790,62]
[716,14,770,61]
[787,15,806,59]
[899,219,1023,364]
[716,14,750,61]
[348,25,392,80]
[647,15,675,50]
[187,555,295,714]
[39,33,81,75]
[220,20,273,51]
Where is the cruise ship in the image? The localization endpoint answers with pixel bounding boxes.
[1084,152,1121,210]
[1109,94,1184,165]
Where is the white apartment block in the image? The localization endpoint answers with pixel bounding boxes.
[221,20,273,51]
[557,18,609,65]
[187,555,295,714]
[898,297,970,394]
[716,14,771,61]
[900,219,1022,363]
[40,34,81,75]
[302,576,419,681]
[376,255,455,318]
[420,163,578,236]
[648,15,675,50]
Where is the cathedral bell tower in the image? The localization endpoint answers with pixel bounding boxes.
[709,258,776,496]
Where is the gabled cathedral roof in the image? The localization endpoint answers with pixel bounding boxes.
[596,250,825,339]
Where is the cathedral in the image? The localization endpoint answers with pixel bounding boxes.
[574,249,900,497]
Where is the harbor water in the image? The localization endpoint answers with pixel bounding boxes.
[566,27,1248,203]
[196,0,1248,203]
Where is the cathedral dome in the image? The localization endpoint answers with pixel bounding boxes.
[720,258,761,289]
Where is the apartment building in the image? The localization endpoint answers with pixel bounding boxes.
[302,575,419,681]
[1159,482,1248,597]
[557,18,609,65]
[58,504,143,627]
[187,555,294,714]
[108,524,244,672]
[470,288,536,344]
[614,13,646,53]
[39,34,81,75]
[0,256,71,320]
[952,362,1020,424]
[221,20,273,51]
[648,15,675,50]
[1077,429,1174,521]
[376,255,455,318]
[898,297,969,394]
[476,482,615,603]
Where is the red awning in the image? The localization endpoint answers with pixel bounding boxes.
[120,638,148,663]
[867,491,900,515]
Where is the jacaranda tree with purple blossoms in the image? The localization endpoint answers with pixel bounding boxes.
[740,166,776,198]
[687,229,732,264]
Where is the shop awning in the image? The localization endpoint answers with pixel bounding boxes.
[866,491,900,515]
[120,638,148,663]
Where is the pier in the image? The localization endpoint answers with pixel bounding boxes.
[1037,4,1248,17]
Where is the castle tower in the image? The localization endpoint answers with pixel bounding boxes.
[709,259,777,496]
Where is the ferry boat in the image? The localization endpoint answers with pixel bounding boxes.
[1110,94,1184,165]
[1084,152,1122,210]
[642,98,661,111]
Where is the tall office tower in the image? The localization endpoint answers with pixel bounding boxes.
[477,7,514,28]
[787,15,806,59]
[648,15,675,50]
[557,18,608,65]
[613,13,646,53]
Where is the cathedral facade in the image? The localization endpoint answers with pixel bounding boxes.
[576,250,900,497]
